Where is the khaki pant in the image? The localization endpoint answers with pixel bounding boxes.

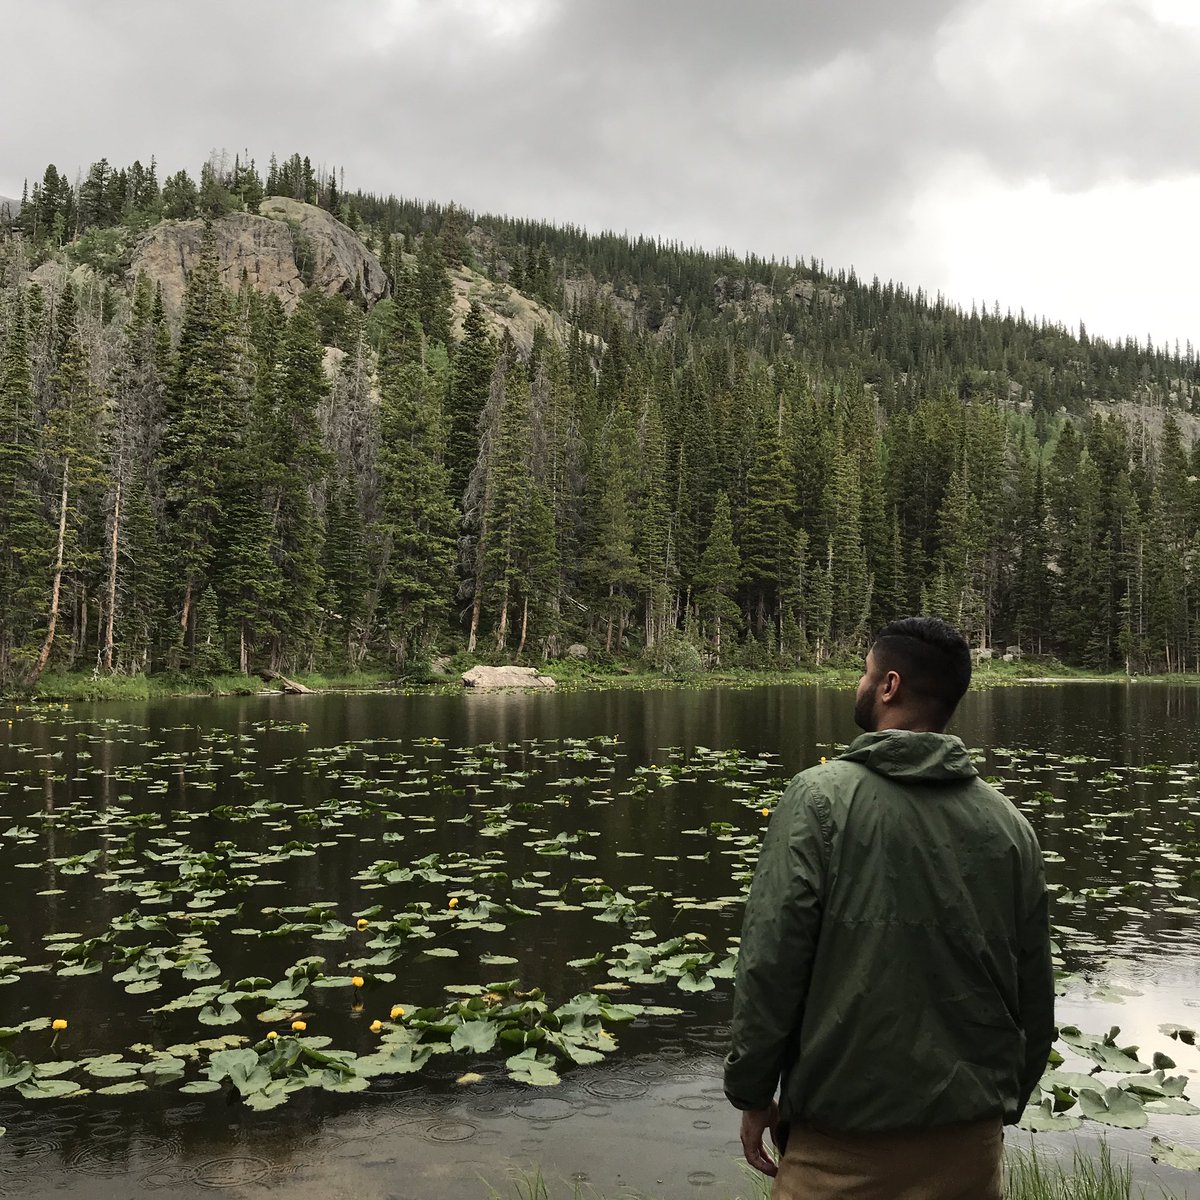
[771,1118,1003,1200]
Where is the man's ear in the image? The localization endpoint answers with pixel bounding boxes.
[880,670,902,704]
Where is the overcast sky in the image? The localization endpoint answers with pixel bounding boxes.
[2,0,1197,348]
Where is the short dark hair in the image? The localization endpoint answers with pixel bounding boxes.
[870,616,972,723]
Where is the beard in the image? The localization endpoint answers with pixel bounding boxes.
[853,689,878,733]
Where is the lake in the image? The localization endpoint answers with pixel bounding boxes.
[1,681,1198,1198]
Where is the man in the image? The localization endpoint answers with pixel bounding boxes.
[724,616,1054,1200]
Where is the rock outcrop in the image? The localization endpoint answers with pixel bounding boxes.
[29,260,98,296]
[259,197,389,304]
[461,665,557,690]
[131,211,302,311]
[128,198,387,312]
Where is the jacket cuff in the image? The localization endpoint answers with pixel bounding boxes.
[724,1086,774,1112]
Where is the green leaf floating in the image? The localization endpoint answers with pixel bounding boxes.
[506,1047,560,1086]
[18,1077,86,1100]
[83,1057,141,1080]
[1150,1137,1200,1171]
[1078,1087,1148,1129]
[450,1021,499,1054]
[241,1079,299,1110]
[355,1044,432,1077]
[96,1081,147,1096]
[1146,1098,1200,1116]
[1018,1098,1082,1132]
[0,1052,33,1089]
[198,1002,242,1026]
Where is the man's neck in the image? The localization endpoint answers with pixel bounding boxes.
[873,713,946,735]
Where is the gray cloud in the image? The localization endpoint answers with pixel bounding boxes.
[1,0,1197,337]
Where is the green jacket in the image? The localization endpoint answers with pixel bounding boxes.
[724,729,1054,1133]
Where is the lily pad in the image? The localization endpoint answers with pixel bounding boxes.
[1018,1098,1082,1132]
[1078,1087,1148,1129]
[1150,1137,1200,1171]
[450,1021,499,1054]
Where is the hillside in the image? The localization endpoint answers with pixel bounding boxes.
[1,149,1200,688]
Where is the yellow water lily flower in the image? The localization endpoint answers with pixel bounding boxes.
[356,918,369,931]
[390,1005,405,1020]
[819,756,827,764]
[266,1030,279,1040]
[370,1019,383,1034]
[51,1018,68,1032]
[448,897,459,909]
[352,976,365,989]
[291,1019,307,1032]
[760,807,770,816]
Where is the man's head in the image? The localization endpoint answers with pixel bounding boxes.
[853,616,972,733]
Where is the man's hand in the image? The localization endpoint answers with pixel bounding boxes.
[739,1102,780,1177]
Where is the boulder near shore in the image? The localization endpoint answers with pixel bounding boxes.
[461,665,556,690]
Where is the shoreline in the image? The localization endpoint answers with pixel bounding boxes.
[2,662,1195,707]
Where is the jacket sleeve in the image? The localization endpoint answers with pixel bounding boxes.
[724,776,828,1112]
[1013,837,1055,1120]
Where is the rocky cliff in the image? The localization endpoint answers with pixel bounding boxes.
[128,198,388,312]
[259,197,389,304]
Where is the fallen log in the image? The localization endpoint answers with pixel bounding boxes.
[257,669,315,694]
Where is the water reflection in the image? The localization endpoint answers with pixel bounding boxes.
[1,682,1199,1197]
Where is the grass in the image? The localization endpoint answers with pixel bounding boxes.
[481,1143,1188,1200]
[1006,1142,1142,1200]
[20,668,393,703]
[480,1165,768,1200]
[6,653,1199,707]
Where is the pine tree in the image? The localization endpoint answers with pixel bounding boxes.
[440,204,470,268]
[694,491,741,664]
[1012,457,1050,654]
[1053,453,1104,663]
[934,466,986,644]
[323,471,370,664]
[0,290,49,679]
[803,540,834,663]
[446,299,495,504]
[634,392,673,650]
[103,275,170,671]
[517,484,560,656]
[826,438,871,648]
[527,348,580,653]
[740,411,794,641]
[415,232,453,346]
[25,286,107,685]
[262,304,330,668]
[114,471,165,671]
[217,464,281,673]
[1142,487,1187,671]
[161,226,244,660]
[480,367,536,651]
[463,350,513,651]
[583,400,643,653]
[375,306,457,667]
[162,170,199,219]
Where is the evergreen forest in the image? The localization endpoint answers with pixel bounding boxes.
[3,149,1200,688]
